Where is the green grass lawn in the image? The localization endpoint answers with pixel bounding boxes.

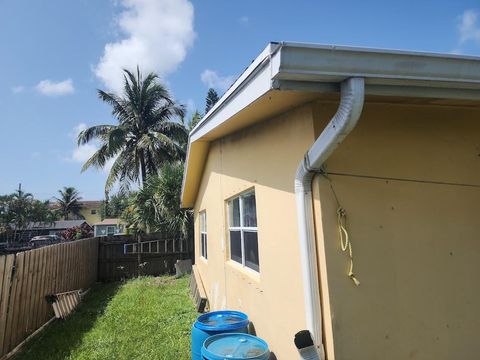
[14,276,197,360]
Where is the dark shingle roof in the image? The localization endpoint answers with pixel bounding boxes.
[12,220,87,230]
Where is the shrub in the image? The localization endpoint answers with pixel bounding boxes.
[61,223,93,240]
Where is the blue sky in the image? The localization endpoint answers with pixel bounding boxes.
[1,0,479,200]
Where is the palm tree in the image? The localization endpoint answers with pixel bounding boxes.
[9,188,34,241]
[11,188,33,202]
[78,67,188,191]
[124,161,192,238]
[180,110,203,153]
[187,110,202,131]
[30,200,58,224]
[55,187,82,220]
[4,186,58,243]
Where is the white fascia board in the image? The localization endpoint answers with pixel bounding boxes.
[181,140,192,201]
[190,43,281,141]
[181,43,280,207]
[365,84,480,101]
[191,42,480,143]
[275,43,480,89]
[182,42,480,208]
[191,61,273,142]
[182,43,281,207]
[279,41,480,61]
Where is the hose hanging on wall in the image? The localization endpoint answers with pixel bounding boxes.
[326,174,360,286]
[337,207,360,286]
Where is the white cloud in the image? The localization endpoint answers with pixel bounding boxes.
[71,123,88,138]
[200,69,236,93]
[35,79,75,96]
[72,143,98,163]
[12,86,24,94]
[458,10,480,44]
[94,0,195,93]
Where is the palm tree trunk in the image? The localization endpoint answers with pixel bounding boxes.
[139,152,147,188]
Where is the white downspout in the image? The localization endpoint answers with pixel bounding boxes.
[295,77,365,358]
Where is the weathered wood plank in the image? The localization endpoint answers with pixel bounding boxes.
[190,265,208,313]
[13,250,31,350]
[33,247,48,331]
[29,250,40,333]
[4,252,24,354]
[0,255,14,355]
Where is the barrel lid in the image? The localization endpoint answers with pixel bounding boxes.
[195,310,249,331]
[202,333,269,359]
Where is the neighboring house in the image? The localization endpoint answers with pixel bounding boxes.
[48,200,102,225]
[181,42,480,359]
[78,200,102,224]
[93,218,125,237]
[12,220,88,242]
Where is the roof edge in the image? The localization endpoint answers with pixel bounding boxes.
[181,42,480,208]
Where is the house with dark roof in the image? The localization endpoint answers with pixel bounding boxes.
[13,220,88,242]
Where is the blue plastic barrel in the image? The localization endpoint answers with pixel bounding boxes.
[191,310,249,360]
[201,333,270,360]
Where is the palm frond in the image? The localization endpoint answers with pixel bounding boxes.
[81,143,115,172]
[77,125,116,145]
[97,90,132,122]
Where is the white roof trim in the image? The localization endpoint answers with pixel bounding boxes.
[190,43,281,141]
[190,42,480,142]
[181,42,480,207]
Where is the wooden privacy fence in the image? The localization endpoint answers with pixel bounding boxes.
[98,234,189,282]
[0,238,98,358]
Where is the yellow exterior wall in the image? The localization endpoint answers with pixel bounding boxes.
[313,101,480,359]
[79,207,101,225]
[193,96,480,359]
[194,105,317,358]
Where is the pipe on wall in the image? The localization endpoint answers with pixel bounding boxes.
[294,77,365,358]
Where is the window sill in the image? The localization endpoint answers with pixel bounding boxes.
[199,256,208,265]
[226,260,260,283]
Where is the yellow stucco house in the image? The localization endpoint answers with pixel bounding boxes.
[78,201,102,225]
[50,200,102,224]
[181,42,480,359]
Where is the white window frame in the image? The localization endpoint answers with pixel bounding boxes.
[227,190,259,272]
[106,226,116,236]
[200,211,207,260]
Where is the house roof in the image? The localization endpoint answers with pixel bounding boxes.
[12,220,87,231]
[78,200,102,208]
[181,42,480,208]
[48,200,102,209]
[93,218,121,226]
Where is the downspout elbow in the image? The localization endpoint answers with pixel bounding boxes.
[295,158,315,192]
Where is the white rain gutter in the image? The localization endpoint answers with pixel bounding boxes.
[295,77,365,358]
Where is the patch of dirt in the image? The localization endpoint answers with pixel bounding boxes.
[149,277,176,286]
